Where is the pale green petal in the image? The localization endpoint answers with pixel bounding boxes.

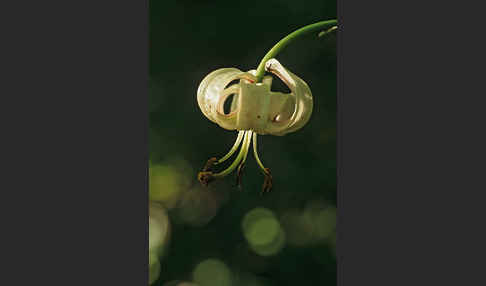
[197,59,312,136]
[264,58,313,136]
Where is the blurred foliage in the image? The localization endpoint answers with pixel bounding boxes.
[149,0,336,285]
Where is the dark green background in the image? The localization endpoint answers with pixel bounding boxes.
[149,0,337,285]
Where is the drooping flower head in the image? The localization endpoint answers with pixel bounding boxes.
[197,59,313,193]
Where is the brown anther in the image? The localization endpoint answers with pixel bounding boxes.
[236,162,246,189]
[198,171,214,187]
[261,168,273,194]
[203,157,218,172]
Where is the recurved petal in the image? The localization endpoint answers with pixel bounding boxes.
[197,68,242,125]
[197,67,260,131]
[264,58,313,136]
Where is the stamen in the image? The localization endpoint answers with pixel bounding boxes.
[213,130,252,179]
[216,131,245,164]
[198,131,244,187]
[236,131,253,187]
[252,133,273,193]
[240,131,252,166]
[262,168,273,194]
[252,133,266,173]
[202,157,218,172]
[201,131,243,173]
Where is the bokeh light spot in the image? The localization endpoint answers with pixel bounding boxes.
[249,227,286,257]
[149,252,161,285]
[281,201,336,247]
[247,217,279,246]
[149,216,162,252]
[149,203,170,285]
[193,258,232,286]
[313,206,336,240]
[149,203,171,256]
[149,159,193,210]
[242,208,285,256]
[174,186,222,227]
[163,281,199,286]
[149,164,183,209]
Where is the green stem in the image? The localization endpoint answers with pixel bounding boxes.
[254,19,338,82]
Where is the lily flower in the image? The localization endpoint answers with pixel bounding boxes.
[197,58,313,193]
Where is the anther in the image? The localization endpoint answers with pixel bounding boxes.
[198,171,214,187]
[261,168,273,194]
[203,157,218,172]
[236,162,246,189]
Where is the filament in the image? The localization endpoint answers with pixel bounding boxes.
[252,133,267,174]
[240,131,252,165]
[213,130,252,178]
[216,131,245,164]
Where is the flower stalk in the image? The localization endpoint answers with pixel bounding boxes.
[254,20,338,83]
